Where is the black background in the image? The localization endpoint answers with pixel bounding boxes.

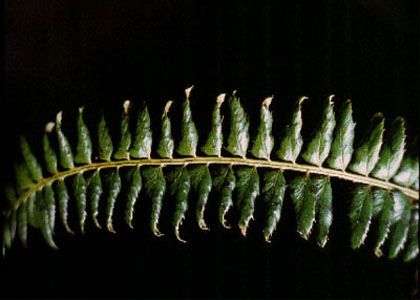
[2,1,419,299]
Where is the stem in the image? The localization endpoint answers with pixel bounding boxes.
[14,156,418,208]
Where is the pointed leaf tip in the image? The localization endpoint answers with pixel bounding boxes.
[299,96,309,105]
[123,100,130,114]
[185,86,194,98]
[262,96,273,107]
[164,100,173,113]
[45,122,55,133]
[217,93,226,104]
[56,111,63,124]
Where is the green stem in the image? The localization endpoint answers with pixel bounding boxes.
[14,156,418,209]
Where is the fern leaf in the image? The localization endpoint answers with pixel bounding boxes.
[27,193,38,228]
[113,101,132,160]
[57,179,74,234]
[55,112,75,169]
[43,123,58,174]
[3,209,16,251]
[189,165,212,230]
[17,203,28,247]
[87,170,103,229]
[73,173,87,234]
[348,113,384,176]
[290,176,316,239]
[388,191,411,259]
[105,169,122,233]
[43,183,56,234]
[74,107,93,164]
[226,91,250,158]
[157,101,174,158]
[350,185,373,249]
[19,136,43,181]
[403,208,418,262]
[98,114,113,161]
[372,189,393,256]
[326,100,355,171]
[302,95,336,167]
[235,167,259,236]
[371,117,406,180]
[261,170,286,242]
[250,97,274,160]
[143,167,166,237]
[14,162,33,193]
[313,176,333,248]
[2,88,418,263]
[275,96,307,163]
[201,94,225,157]
[168,166,191,242]
[125,167,142,229]
[392,138,418,187]
[176,87,199,157]
[130,105,152,159]
[36,191,58,249]
[212,166,236,229]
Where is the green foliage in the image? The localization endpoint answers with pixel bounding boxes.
[201,94,225,157]
[2,88,418,264]
[176,87,199,157]
[113,101,132,160]
[130,105,152,159]
[157,101,175,158]
[55,112,75,169]
[226,91,250,158]
[74,107,93,164]
[235,167,260,236]
[167,166,191,242]
[250,97,274,160]
[348,113,384,176]
[98,114,113,161]
[326,100,355,171]
[302,95,336,167]
[125,167,142,229]
[212,166,236,229]
[275,96,306,163]
[261,170,286,242]
[189,165,212,230]
[350,185,373,249]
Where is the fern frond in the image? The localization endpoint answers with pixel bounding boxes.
[2,87,418,263]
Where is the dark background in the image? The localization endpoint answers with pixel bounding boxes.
[2,0,419,299]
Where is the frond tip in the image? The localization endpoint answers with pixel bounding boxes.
[2,87,418,263]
